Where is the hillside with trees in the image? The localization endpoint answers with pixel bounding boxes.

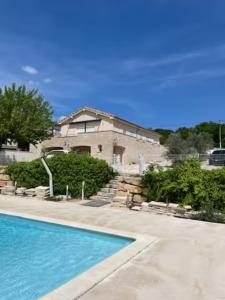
[154,121,225,148]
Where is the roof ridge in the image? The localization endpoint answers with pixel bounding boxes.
[57,106,160,137]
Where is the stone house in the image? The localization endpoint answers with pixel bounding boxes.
[42,107,165,166]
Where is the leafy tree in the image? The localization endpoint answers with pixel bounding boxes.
[194,122,225,148]
[186,132,213,154]
[154,128,174,145]
[166,132,213,163]
[154,121,224,147]
[176,127,191,139]
[0,83,53,148]
[166,133,187,155]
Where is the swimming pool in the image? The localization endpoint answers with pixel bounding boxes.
[0,213,133,300]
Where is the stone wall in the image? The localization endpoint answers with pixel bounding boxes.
[116,175,147,205]
[0,167,13,187]
[0,150,40,165]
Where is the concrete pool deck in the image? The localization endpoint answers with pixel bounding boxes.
[0,195,225,300]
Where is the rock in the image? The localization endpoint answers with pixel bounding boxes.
[25,188,36,197]
[168,203,179,209]
[113,196,127,204]
[55,195,71,200]
[0,174,10,181]
[141,201,149,206]
[184,205,192,211]
[1,186,16,195]
[122,176,143,186]
[174,207,186,215]
[122,184,143,194]
[116,190,128,197]
[149,201,168,208]
[133,194,146,203]
[117,183,127,192]
[142,188,149,197]
[35,186,50,198]
[131,206,142,211]
[16,187,26,196]
[0,180,8,187]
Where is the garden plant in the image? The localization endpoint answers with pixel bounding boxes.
[6,153,114,198]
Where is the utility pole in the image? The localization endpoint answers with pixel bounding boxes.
[219,120,222,149]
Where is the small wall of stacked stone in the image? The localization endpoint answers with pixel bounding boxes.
[116,175,147,205]
[0,167,13,187]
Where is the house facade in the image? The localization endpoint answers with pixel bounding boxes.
[42,107,165,165]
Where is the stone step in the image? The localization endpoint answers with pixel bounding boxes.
[100,187,117,193]
[114,176,123,181]
[97,191,115,198]
[100,187,112,193]
[113,196,127,203]
[105,183,118,189]
[111,202,127,208]
[89,195,111,201]
[109,179,118,185]
[97,191,107,196]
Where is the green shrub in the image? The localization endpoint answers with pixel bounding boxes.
[142,159,225,215]
[6,153,114,198]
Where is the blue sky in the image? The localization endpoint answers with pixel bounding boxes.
[0,0,225,129]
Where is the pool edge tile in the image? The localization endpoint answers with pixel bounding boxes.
[0,209,157,300]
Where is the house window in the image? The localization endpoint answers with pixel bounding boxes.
[68,120,101,135]
[55,127,61,136]
[68,123,85,135]
[98,144,102,152]
[75,123,85,133]
[86,121,100,132]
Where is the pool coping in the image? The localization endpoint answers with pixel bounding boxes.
[0,209,158,300]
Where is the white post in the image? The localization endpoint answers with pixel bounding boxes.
[66,185,69,200]
[41,157,53,197]
[138,153,145,175]
[82,181,85,200]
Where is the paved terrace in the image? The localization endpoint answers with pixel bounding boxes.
[0,195,224,300]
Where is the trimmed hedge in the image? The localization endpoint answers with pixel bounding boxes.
[6,153,114,198]
[142,159,225,213]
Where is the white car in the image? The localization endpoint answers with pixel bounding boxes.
[209,149,225,166]
[45,149,70,159]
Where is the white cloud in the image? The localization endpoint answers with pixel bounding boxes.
[21,65,38,75]
[59,115,66,121]
[27,80,39,86]
[43,78,52,83]
[158,68,225,89]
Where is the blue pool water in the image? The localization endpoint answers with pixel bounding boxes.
[0,214,133,300]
